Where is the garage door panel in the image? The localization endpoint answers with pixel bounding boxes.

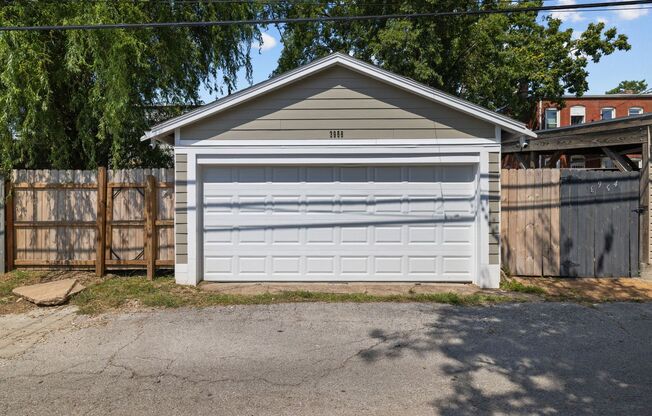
[205,255,475,281]
[408,256,438,274]
[239,256,267,274]
[340,257,369,274]
[203,216,461,228]
[204,256,233,276]
[202,165,477,282]
[374,257,403,274]
[205,229,232,244]
[340,167,369,182]
[305,227,335,243]
[272,257,301,274]
[306,167,336,182]
[204,196,232,213]
[238,228,266,244]
[272,228,301,244]
[271,167,301,182]
[408,226,438,243]
[202,166,477,184]
[442,225,474,244]
[442,165,476,182]
[237,167,267,182]
[442,256,473,279]
[204,223,474,249]
[306,257,335,274]
[375,227,403,243]
[207,246,469,255]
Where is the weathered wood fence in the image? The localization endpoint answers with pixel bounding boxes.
[501,169,640,277]
[501,169,561,277]
[5,168,174,279]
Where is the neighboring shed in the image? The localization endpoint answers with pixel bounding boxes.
[143,53,535,288]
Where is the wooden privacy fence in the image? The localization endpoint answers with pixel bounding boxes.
[501,169,640,277]
[6,168,174,279]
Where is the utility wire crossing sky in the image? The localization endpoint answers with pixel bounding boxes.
[0,0,651,31]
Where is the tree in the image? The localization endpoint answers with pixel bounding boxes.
[606,80,648,94]
[272,0,630,126]
[0,1,264,170]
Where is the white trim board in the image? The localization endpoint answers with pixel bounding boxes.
[177,138,503,147]
[196,156,479,165]
[143,53,535,142]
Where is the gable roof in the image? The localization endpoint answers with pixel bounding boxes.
[142,52,536,142]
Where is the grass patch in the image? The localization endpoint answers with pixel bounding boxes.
[0,270,66,314]
[0,270,42,297]
[500,278,547,295]
[70,276,516,314]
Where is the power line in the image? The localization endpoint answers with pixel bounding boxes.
[0,0,560,3]
[0,0,650,31]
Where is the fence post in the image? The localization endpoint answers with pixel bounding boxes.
[145,175,157,280]
[5,180,13,272]
[95,167,107,277]
[0,177,4,274]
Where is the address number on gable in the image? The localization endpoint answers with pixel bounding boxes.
[329,130,344,139]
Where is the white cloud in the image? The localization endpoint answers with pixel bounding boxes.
[258,32,278,52]
[596,16,608,24]
[551,0,585,23]
[613,0,650,21]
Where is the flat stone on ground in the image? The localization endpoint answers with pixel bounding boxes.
[12,279,83,306]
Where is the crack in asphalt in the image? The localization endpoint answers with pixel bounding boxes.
[590,305,645,342]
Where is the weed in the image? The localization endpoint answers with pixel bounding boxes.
[0,270,40,297]
[500,278,547,295]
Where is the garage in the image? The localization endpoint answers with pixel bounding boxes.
[202,164,477,282]
[142,52,536,288]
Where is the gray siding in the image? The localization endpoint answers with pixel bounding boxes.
[181,66,495,141]
[489,152,500,264]
[175,153,188,264]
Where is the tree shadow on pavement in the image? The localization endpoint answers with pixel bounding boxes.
[361,303,652,415]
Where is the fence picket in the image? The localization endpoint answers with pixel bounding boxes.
[532,169,543,276]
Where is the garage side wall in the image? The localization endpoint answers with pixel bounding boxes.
[175,153,188,264]
[489,152,500,265]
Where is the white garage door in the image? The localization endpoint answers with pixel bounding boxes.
[202,165,478,282]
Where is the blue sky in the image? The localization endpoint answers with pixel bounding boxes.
[552,0,652,94]
[200,1,651,103]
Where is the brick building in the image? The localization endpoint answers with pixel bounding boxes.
[522,95,652,169]
[536,94,652,130]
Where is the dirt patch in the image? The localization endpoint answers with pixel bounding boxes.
[200,282,486,296]
[513,277,652,302]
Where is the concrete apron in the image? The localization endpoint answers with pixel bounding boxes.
[199,282,484,296]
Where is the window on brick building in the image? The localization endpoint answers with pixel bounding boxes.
[570,106,585,125]
[600,107,615,120]
[544,108,559,129]
[629,107,643,116]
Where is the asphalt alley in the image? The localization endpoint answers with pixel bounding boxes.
[1,302,650,415]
